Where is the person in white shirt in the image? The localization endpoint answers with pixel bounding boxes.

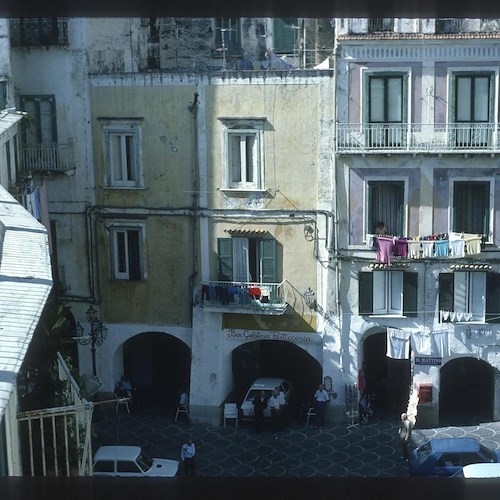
[313,383,330,429]
[268,389,282,436]
[180,438,196,475]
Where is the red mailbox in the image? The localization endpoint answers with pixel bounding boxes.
[418,383,433,403]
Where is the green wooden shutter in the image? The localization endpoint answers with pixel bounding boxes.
[217,238,233,281]
[358,272,374,315]
[273,18,298,53]
[403,272,418,317]
[439,273,454,319]
[259,239,276,283]
[486,273,500,323]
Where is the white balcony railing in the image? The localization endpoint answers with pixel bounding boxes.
[20,143,73,173]
[200,280,287,315]
[336,123,500,154]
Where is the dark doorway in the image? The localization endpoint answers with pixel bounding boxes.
[439,357,494,426]
[231,340,321,420]
[123,332,191,412]
[363,331,411,415]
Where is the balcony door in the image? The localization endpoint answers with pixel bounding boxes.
[19,95,57,145]
[217,237,276,283]
[367,74,407,147]
[453,73,493,147]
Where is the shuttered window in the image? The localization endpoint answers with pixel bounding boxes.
[217,237,277,283]
[111,226,144,280]
[358,271,417,316]
[439,271,488,322]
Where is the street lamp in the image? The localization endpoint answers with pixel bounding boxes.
[304,287,316,310]
[76,305,108,377]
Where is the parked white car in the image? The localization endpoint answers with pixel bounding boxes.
[240,377,293,419]
[93,446,179,477]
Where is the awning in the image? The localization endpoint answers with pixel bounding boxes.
[225,229,268,235]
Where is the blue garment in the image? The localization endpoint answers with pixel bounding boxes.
[434,240,449,257]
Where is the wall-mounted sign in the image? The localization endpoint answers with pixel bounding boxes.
[225,328,321,344]
[415,356,442,366]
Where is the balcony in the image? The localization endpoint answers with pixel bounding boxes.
[19,143,73,174]
[200,281,288,315]
[336,123,500,154]
[9,18,69,47]
[435,18,500,34]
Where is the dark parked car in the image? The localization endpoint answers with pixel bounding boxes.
[409,438,500,477]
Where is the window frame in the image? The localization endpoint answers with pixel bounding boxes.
[450,177,494,242]
[439,271,490,323]
[273,18,300,54]
[364,177,408,237]
[219,118,265,192]
[214,18,241,56]
[101,119,143,189]
[217,236,277,284]
[19,94,57,145]
[109,223,146,281]
[359,270,418,317]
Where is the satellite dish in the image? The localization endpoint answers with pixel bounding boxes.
[79,374,102,399]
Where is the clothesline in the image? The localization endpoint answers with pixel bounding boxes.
[367,233,483,264]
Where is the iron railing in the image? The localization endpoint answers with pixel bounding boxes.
[200,280,287,314]
[336,123,500,154]
[10,18,69,47]
[19,143,73,173]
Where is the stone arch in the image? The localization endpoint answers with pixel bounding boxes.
[112,331,191,410]
[359,327,411,413]
[439,356,495,426]
[230,339,322,415]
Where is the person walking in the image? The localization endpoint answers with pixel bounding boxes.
[252,390,268,434]
[398,412,413,461]
[180,437,196,475]
[313,383,330,429]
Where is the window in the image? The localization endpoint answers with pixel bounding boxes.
[368,18,394,33]
[273,18,299,53]
[0,81,6,111]
[366,74,407,147]
[117,461,141,473]
[19,95,57,145]
[367,180,405,236]
[359,271,417,316]
[110,225,144,280]
[102,120,143,188]
[452,181,490,239]
[93,460,114,473]
[438,272,500,323]
[452,73,493,147]
[9,18,69,47]
[220,118,265,191]
[214,19,241,56]
[217,237,276,283]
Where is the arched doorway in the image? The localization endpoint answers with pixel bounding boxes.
[439,357,494,426]
[362,330,411,416]
[122,332,191,411]
[231,340,321,420]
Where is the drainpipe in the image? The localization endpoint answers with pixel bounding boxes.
[188,92,200,319]
[332,32,340,318]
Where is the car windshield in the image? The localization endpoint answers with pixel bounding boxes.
[245,389,271,401]
[416,442,433,463]
[136,451,153,472]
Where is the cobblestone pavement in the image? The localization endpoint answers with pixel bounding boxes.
[92,402,500,477]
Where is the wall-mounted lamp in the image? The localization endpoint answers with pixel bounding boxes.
[304,287,316,310]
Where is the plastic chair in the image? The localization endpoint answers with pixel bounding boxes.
[114,392,130,415]
[223,403,238,428]
[175,404,190,423]
[306,406,317,425]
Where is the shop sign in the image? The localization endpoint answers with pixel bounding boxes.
[225,328,321,344]
[415,356,442,366]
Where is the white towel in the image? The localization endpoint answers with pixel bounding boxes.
[465,237,481,255]
[449,239,465,258]
[408,241,421,259]
[421,241,434,258]
[386,328,410,359]
[432,331,450,357]
[411,332,432,355]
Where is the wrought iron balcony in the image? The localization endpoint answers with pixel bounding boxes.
[200,280,287,315]
[9,18,69,47]
[336,123,500,154]
[19,143,73,173]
